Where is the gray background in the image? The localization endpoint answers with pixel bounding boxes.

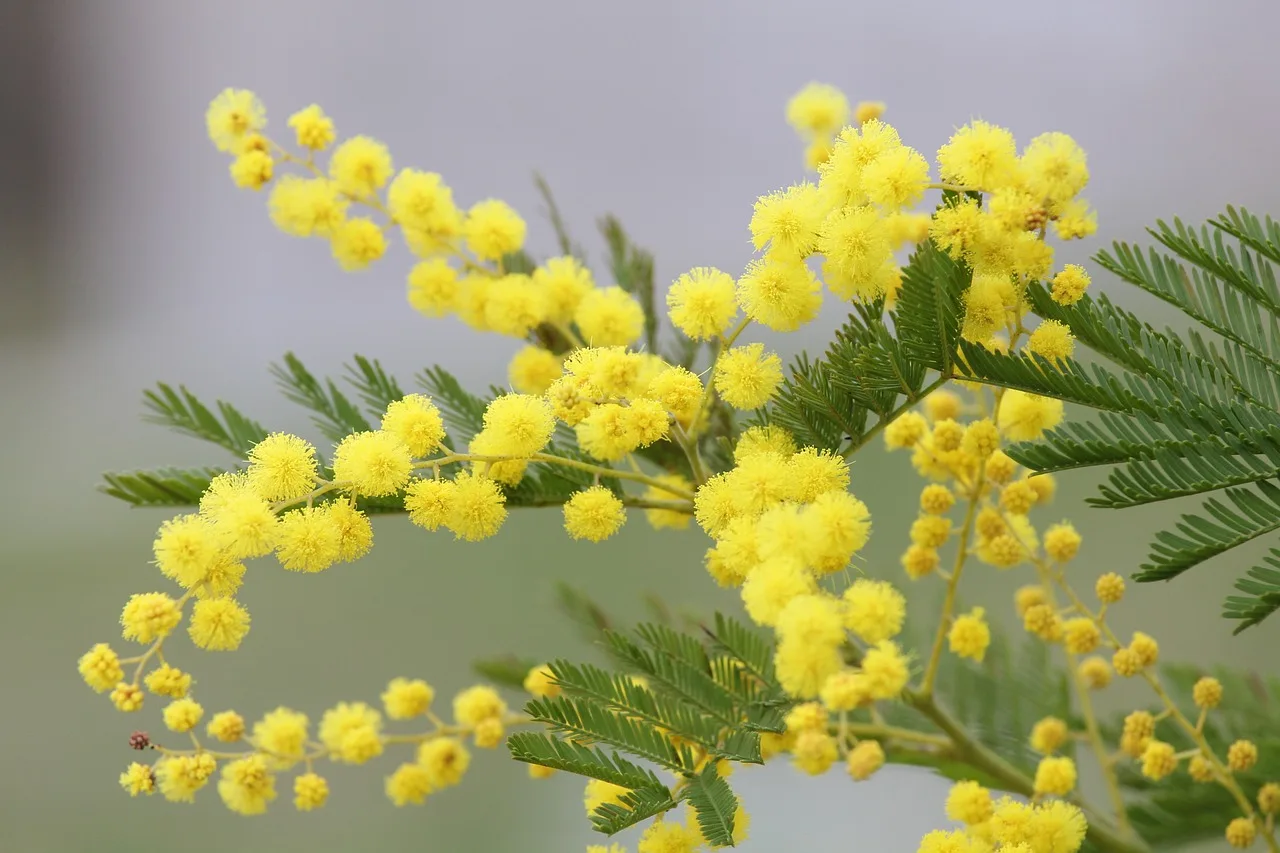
[2,1,1278,851]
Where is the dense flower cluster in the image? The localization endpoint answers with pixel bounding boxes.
[74,83,1279,853]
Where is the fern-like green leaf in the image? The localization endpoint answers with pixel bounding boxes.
[523,694,696,773]
[1223,551,1280,633]
[599,215,657,353]
[343,355,405,419]
[415,365,487,448]
[100,467,224,507]
[681,764,738,848]
[1137,480,1280,582]
[589,785,679,835]
[705,613,778,688]
[141,383,268,455]
[507,732,667,790]
[270,352,372,442]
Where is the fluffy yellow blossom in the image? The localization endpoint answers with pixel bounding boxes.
[1021,132,1089,205]
[287,104,335,150]
[862,146,930,210]
[820,671,870,712]
[1000,480,1036,515]
[946,780,993,825]
[383,678,435,719]
[1027,319,1076,362]
[714,343,783,410]
[931,198,983,260]
[576,286,645,346]
[418,737,471,789]
[480,394,556,458]
[646,366,704,424]
[506,346,562,395]
[638,820,702,853]
[329,135,393,197]
[792,728,839,776]
[1024,604,1062,642]
[1044,522,1081,562]
[229,150,273,190]
[750,183,824,258]
[217,754,276,815]
[989,798,1086,853]
[1228,740,1259,772]
[948,608,991,662]
[854,100,885,124]
[522,664,560,699]
[1096,572,1126,604]
[207,710,245,742]
[388,169,460,235]
[275,506,342,572]
[386,763,433,806]
[330,217,387,271]
[786,82,849,138]
[320,702,384,764]
[163,698,203,733]
[1129,631,1159,668]
[961,418,1000,459]
[246,432,318,501]
[901,544,939,579]
[584,779,628,817]
[998,390,1064,441]
[1063,617,1101,655]
[1122,710,1156,759]
[445,472,507,541]
[333,430,413,495]
[269,176,348,237]
[563,486,627,541]
[1141,740,1178,780]
[119,763,155,797]
[843,579,906,644]
[251,707,309,770]
[1054,199,1098,240]
[294,773,329,811]
[937,120,1018,190]
[483,274,546,337]
[188,597,251,651]
[737,255,822,332]
[463,199,526,260]
[1226,817,1257,849]
[886,411,929,449]
[155,753,217,803]
[1079,656,1112,689]
[533,256,593,322]
[1051,264,1090,305]
[1034,755,1077,796]
[1193,676,1223,710]
[847,739,886,781]
[406,259,460,317]
[453,685,506,727]
[803,490,871,574]
[404,478,456,530]
[78,643,124,692]
[861,641,909,699]
[932,419,965,452]
[379,394,445,458]
[911,514,951,548]
[818,205,893,299]
[120,592,181,644]
[1259,782,1280,814]
[920,484,955,514]
[665,266,737,340]
[206,88,265,153]
[110,682,144,712]
[1031,716,1069,754]
[1188,754,1217,783]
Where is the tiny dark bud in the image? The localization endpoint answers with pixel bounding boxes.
[129,731,150,750]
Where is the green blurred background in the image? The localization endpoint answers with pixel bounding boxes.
[2,1,1278,851]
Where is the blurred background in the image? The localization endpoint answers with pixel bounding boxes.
[2,1,1279,851]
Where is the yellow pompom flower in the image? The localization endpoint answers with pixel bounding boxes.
[1034,755,1077,796]
[381,677,435,720]
[330,217,387,271]
[737,255,823,332]
[843,579,906,644]
[1259,783,1280,815]
[901,544,939,579]
[1130,631,1159,667]
[749,182,824,258]
[960,417,1000,459]
[1027,319,1076,362]
[229,150,273,190]
[861,145,930,210]
[207,491,278,560]
[155,753,217,803]
[505,345,560,395]
[287,104,335,150]
[805,138,833,170]
[786,82,849,138]
[110,682,145,712]
[463,199,526,261]
[1043,522,1081,562]
[206,88,265,153]
[379,394,445,458]
[1051,264,1091,305]
[268,176,348,237]
[666,266,738,340]
[418,737,471,789]
[1226,817,1257,849]
[319,702,384,764]
[818,120,901,206]
[885,411,928,449]
[643,474,693,530]
[1054,199,1099,240]
[483,273,547,337]
[1020,131,1089,205]
[1031,717,1069,754]
[1096,572,1126,604]
[386,762,433,806]
[1079,656,1112,689]
[714,343,783,409]
[329,135,393,197]
[820,671,870,711]
[1141,740,1178,780]
[252,708,309,768]
[563,486,627,542]
[920,484,955,514]
[576,403,640,462]
[78,643,124,692]
[807,493,872,576]
[584,779,628,818]
[388,169,460,233]
[153,512,220,587]
[120,593,181,644]
[946,780,993,825]
[1113,647,1142,678]
[787,448,849,503]
[854,100,886,124]
[1193,676,1223,710]
[818,205,893,300]
[294,772,329,811]
[207,710,245,742]
[523,664,560,699]
[847,739,886,781]
[145,664,192,698]
[246,432,319,502]
[119,762,155,797]
[445,472,507,541]
[188,597,251,651]
[930,198,984,260]
[735,425,797,461]
[792,728,839,776]
[275,506,343,571]
[453,684,507,727]
[404,477,456,530]
[532,256,594,323]
[998,390,1064,441]
[1063,617,1101,654]
[407,258,459,317]
[1228,739,1259,772]
[647,365,704,424]
[861,640,910,699]
[576,286,645,346]
[740,557,817,627]
[936,120,1018,190]
[948,608,991,662]
[481,394,556,457]
[638,821,702,853]
[163,698,204,733]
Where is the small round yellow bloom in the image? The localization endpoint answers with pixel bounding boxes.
[1000,480,1036,515]
[1027,319,1075,362]
[252,708,309,768]
[294,772,329,811]
[162,699,204,734]
[418,737,471,789]
[920,484,955,514]
[846,739,886,781]
[1062,617,1101,654]
[1193,676,1223,710]
[404,478,456,531]
[111,682,145,712]
[380,394,446,458]
[1226,816,1257,849]
[1015,584,1048,617]
[860,641,909,699]
[329,135,393,197]
[287,104,335,150]
[407,257,460,317]
[229,150,273,190]
[1021,131,1089,205]
[453,685,507,727]
[901,544,939,579]
[1141,740,1178,780]
[737,255,822,332]
[319,702,384,765]
[575,286,645,347]
[388,169,460,236]
[1031,716,1069,754]
[984,450,1018,484]
[207,710,245,742]
[1189,754,1217,783]
[638,821,702,853]
[936,120,1018,191]
[1034,755,1077,796]
[998,390,1065,442]
[188,597,250,651]
[885,411,928,449]
[1023,604,1061,642]
[120,592,182,644]
[792,729,838,775]
[961,418,1000,459]
[217,754,277,815]
[854,100,886,125]
[79,643,124,693]
[1096,572,1126,604]
[948,607,991,662]
[473,716,505,749]
[523,664,560,699]
[383,677,436,719]
[786,82,849,138]
[1051,264,1091,305]
[275,506,342,572]
[269,176,348,237]
[332,430,413,495]
[932,419,965,452]
[445,472,507,541]
[330,217,387,271]
[1258,782,1280,815]
[386,762,433,806]
[1044,522,1082,562]
[820,671,869,712]
[563,486,627,542]
[120,762,155,797]
[945,780,993,825]
[1129,631,1159,668]
[750,182,824,258]
[481,394,556,458]
[714,343,784,410]
[666,266,738,340]
[246,432,318,502]
[911,514,951,548]
[1079,655,1112,689]
[843,579,906,644]
[1228,740,1259,772]
[1111,647,1142,678]
[528,764,555,781]
[463,199,526,261]
[206,88,265,153]
[508,346,562,395]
